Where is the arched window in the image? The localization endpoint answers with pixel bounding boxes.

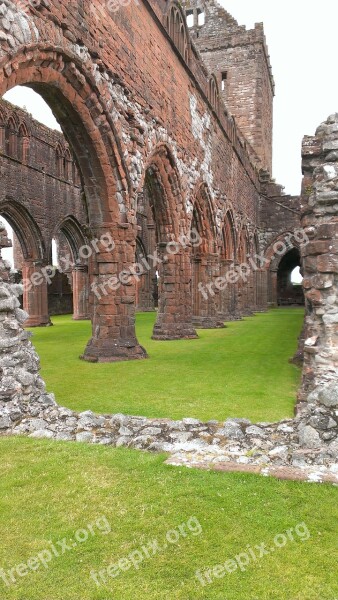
[0,108,5,152]
[6,117,18,158]
[208,76,219,113]
[64,147,73,181]
[56,143,64,178]
[167,4,190,63]
[18,122,30,163]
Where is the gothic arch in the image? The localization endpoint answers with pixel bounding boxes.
[0,198,44,261]
[0,48,130,224]
[208,75,220,114]
[167,2,190,63]
[237,225,250,263]
[53,216,88,265]
[142,143,197,340]
[221,210,236,260]
[190,183,217,254]
[18,121,30,163]
[143,143,184,240]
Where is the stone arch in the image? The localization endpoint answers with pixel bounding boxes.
[143,143,197,340]
[191,183,217,254]
[236,225,252,315]
[18,121,30,163]
[0,48,145,361]
[218,210,237,319]
[190,183,224,328]
[0,199,50,327]
[64,147,73,182]
[52,216,90,321]
[55,142,65,178]
[208,75,219,114]
[0,49,129,223]
[0,198,44,262]
[237,225,250,263]
[144,143,184,241]
[0,105,7,151]
[167,2,190,63]
[5,115,18,158]
[221,210,236,261]
[264,232,302,307]
[135,236,157,312]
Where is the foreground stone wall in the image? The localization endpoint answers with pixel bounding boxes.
[0,223,55,429]
[297,115,338,449]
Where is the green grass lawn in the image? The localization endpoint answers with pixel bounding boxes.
[0,437,337,600]
[28,309,304,422]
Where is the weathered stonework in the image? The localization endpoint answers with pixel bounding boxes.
[296,115,338,449]
[0,222,56,429]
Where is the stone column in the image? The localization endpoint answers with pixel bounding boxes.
[152,244,197,339]
[296,114,338,451]
[72,265,90,321]
[22,261,51,327]
[192,253,225,328]
[267,269,278,307]
[82,223,147,362]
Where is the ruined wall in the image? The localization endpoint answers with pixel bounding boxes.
[0,99,86,263]
[182,0,275,173]
[297,114,338,450]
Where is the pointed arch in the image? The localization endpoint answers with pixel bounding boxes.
[237,225,250,263]
[191,183,217,254]
[0,199,44,261]
[5,116,18,158]
[55,142,64,178]
[53,215,88,265]
[18,121,30,163]
[64,146,73,181]
[208,75,220,114]
[221,210,236,261]
[144,143,184,241]
[167,2,190,63]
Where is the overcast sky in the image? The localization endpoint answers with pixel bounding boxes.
[220,0,338,195]
[2,1,338,198]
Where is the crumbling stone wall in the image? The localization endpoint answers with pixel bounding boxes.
[0,222,55,430]
[296,115,338,450]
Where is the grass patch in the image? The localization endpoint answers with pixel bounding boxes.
[28,309,304,422]
[0,437,336,600]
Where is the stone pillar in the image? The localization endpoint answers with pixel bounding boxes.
[152,244,197,340]
[219,259,237,320]
[22,261,51,327]
[72,265,90,321]
[82,223,147,362]
[192,253,225,328]
[268,269,278,307]
[0,226,55,431]
[255,269,268,312]
[296,114,338,450]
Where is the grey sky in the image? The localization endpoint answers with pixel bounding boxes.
[2,1,338,198]
[220,0,338,195]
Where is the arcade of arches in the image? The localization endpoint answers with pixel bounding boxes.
[0,0,303,366]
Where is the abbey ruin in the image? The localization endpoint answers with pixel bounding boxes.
[0,0,337,478]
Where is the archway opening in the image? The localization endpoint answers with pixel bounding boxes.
[277,248,304,306]
[1,71,145,361]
